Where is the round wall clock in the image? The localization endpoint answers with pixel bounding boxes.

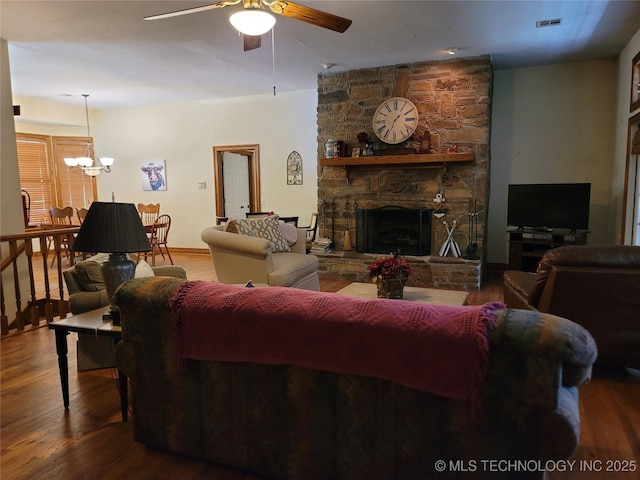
[372,97,419,144]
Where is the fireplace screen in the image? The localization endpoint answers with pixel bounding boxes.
[355,206,431,256]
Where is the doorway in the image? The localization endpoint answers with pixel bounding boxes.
[213,144,261,220]
[627,115,640,245]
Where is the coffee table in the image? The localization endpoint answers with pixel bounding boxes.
[48,307,128,421]
[337,282,469,305]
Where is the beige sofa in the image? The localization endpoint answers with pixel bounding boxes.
[63,258,187,371]
[201,224,320,290]
[64,260,187,315]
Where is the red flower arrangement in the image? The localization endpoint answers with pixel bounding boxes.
[369,252,413,282]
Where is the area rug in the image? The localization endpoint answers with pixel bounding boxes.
[336,282,469,305]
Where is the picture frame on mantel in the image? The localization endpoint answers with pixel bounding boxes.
[631,51,640,112]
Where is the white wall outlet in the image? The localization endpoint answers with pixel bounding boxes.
[197,181,206,189]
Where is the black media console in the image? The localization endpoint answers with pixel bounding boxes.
[507,229,589,272]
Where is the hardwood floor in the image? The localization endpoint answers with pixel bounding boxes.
[1,253,638,479]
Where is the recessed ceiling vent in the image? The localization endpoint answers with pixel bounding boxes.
[536,18,562,28]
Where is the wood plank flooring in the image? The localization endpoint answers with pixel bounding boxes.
[1,253,638,479]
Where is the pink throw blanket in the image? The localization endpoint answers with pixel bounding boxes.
[170,281,503,402]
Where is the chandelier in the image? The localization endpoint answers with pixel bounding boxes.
[64,94,114,176]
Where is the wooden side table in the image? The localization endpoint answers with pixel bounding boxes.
[48,307,128,421]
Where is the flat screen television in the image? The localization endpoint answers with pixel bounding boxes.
[507,183,591,231]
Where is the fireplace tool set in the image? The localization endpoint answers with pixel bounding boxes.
[438,219,462,257]
[464,208,480,260]
[342,200,353,251]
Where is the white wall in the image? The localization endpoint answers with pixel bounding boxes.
[14,90,319,250]
[1,39,23,235]
[1,38,29,319]
[488,59,618,264]
[613,28,640,244]
[12,44,638,260]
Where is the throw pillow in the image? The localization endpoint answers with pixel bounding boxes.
[247,216,291,252]
[85,252,110,264]
[224,219,256,236]
[74,261,105,292]
[278,221,298,246]
[135,259,155,278]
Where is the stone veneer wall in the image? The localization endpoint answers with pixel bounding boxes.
[315,56,492,290]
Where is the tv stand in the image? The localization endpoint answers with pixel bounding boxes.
[507,229,589,272]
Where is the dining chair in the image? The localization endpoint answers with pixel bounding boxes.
[245,212,272,219]
[278,216,299,226]
[75,207,94,259]
[301,213,318,253]
[76,207,89,224]
[48,206,75,266]
[137,203,160,226]
[144,214,173,267]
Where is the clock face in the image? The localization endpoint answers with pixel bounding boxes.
[372,97,419,144]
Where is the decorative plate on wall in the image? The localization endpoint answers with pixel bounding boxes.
[287,151,302,185]
[631,51,640,112]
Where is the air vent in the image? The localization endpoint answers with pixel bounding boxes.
[536,18,562,28]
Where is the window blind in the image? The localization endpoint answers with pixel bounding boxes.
[16,134,54,224]
[52,136,97,209]
[16,133,97,225]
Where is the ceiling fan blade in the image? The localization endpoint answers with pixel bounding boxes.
[244,34,262,51]
[270,1,352,33]
[143,1,240,21]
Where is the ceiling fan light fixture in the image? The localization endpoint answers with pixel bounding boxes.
[229,9,276,36]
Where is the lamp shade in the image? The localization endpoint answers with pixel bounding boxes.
[72,202,151,253]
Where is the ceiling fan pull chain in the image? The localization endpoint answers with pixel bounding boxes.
[272,26,277,95]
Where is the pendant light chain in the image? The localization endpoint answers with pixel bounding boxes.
[83,94,91,137]
[63,93,114,176]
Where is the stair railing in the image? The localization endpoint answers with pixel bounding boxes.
[1,226,80,335]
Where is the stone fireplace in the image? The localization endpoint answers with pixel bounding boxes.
[315,56,492,290]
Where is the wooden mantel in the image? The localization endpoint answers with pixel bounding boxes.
[319,152,474,168]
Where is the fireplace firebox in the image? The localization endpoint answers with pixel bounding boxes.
[355,206,431,256]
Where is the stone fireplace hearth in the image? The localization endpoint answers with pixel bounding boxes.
[314,56,492,290]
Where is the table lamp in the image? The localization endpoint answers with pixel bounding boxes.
[72,202,151,325]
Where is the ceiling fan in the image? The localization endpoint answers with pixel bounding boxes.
[144,0,352,51]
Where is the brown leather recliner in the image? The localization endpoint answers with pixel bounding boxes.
[504,245,640,368]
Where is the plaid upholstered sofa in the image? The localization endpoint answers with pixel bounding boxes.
[114,277,597,480]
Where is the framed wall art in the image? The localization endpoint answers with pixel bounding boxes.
[141,160,167,191]
[631,51,640,112]
[286,151,302,185]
